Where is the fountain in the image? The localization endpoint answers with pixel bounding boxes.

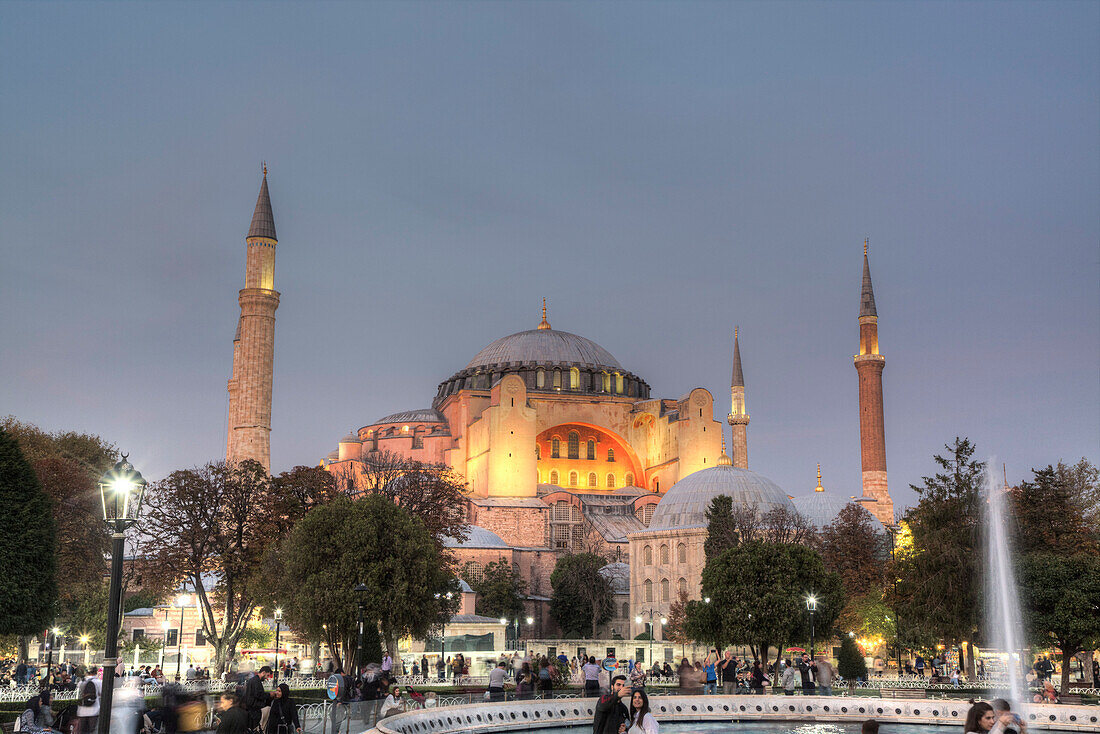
[985,465,1026,705]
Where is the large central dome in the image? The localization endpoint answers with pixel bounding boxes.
[466,328,623,371]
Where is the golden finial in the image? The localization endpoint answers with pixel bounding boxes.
[734,325,738,340]
[263,161,268,177]
[864,237,868,257]
[717,436,732,466]
[815,463,824,492]
[537,297,551,330]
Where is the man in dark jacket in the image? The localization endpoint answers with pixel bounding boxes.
[592,675,631,734]
[242,666,273,730]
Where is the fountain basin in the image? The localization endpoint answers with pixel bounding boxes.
[369,695,1100,734]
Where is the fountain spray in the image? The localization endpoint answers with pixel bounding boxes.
[985,463,1025,705]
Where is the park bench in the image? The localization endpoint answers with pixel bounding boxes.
[880,688,927,699]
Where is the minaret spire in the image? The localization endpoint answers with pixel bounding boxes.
[815,463,824,492]
[537,297,551,330]
[717,435,732,466]
[726,327,749,469]
[854,241,892,525]
[227,166,281,472]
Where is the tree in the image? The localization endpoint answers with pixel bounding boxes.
[549,554,614,638]
[0,427,57,636]
[896,438,984,675]
[466,561,527,620]
[759,504,815,546]
[273,494,458,672]
[354,452,469,542]
[1014,462,1099,556]
[836,636,868,683]
[1018,553,1100,695]
[238,622,274,649]
[820,503,886,598]
[689,541,843,669]
[139,460,290,675]
[665,589,692,646]
[704,495,739,560]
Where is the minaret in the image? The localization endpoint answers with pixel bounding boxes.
[226,165,280,472]
[854,240,893,525]
[726,327,750,468]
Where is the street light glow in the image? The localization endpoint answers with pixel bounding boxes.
[79,635,89,645]
[500,617,508,625]
[704,597,711,603]
[526,616,534,624]
[177,593,191,607]
[660,618,667,625]
[634,615,642,624]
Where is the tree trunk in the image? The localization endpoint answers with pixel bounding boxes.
[1082,650,1095,687]
[18,635,29,661]
[1060,649,1073,695]
[212,639,230,678]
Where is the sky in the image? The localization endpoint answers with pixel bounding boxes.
[2,1,1097,512]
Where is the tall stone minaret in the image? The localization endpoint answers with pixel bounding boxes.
[726,327,750,469]
[226,165,280,472]
[854,240,893,525]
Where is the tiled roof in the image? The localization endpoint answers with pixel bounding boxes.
[465,329,622,371]
[649,465,793,531]
[444,525,509,549]
[372,409,446,425]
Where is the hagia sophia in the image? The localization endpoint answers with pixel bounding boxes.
[226,169,895,642]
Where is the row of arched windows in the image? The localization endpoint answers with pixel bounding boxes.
[642,542,687,565]
[548,432,615,462]
[642,577,688,602]
[546,470,623,488]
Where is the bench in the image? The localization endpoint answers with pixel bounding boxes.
[880,688,927,699]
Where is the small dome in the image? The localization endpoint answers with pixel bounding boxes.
[443,525,509,549]
[339,432,360,444]
[325,450,339,460]
[465,328,623,371]
[792,492,885,532]
[599,562,630,594]
[650,465,793,530]
[373,408,446,425]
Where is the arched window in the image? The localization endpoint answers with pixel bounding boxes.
[614,373,624,394]
[644,579,653,603]
[606,473,616,488]
[570,368,579,389]
[568,432,579,459]
[621,602,630,619]
[607,448,615,462]
[625,472,634,486]
[660,578,670,602]
[677,543,686,564]
[643,545,653,565]
[553,501,572,521]
[678,578,687,596]
[586,439,595,460]
[637,504,655,527]
[536,369,545,388]
[653,477,660,492]
[549,470,559,486]
[660,544,669,564]
[535,444,541,460]
[551,438,560,458]
[466,562,484,583]
[588,472,597,488]
[553,370,562,389]
[569,471,578,487]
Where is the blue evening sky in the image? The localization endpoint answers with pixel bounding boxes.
[2,1,1097,511]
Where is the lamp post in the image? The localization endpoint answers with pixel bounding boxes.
[635,609,667,667]
[886,526,902,675]
[80,635,90,667]
[354,584,368,675]
[524,616,533,656]
[175,593,190,681]
[273,608,283,682]
[806,595,818,661]
[97,455,147,734]
[160,614,169,669]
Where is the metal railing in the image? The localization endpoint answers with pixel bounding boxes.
[0,676,327,703]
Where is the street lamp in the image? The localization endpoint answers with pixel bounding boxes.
[354,583,368,675]
[273,608,283,682]
[635,609,666,668]
[80,635,90,667]
[97,455,147,734]
[175,593,191,681]
[886,526,903,674]
[806,595,818,661]
[524,616,533,655]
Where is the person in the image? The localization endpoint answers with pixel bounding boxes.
[265,684,301,734]
[815,657,835,696]
[75,667,101,734]
[557,652,569,669]
[915,655,925,678]
[862,720,879,734]
[992,698,1026,734]
[515,662,533,700]
[16,660,28,685]
[965,701,1009,734]
[662,662,673,678]
[216,693,249,734]
[18,690,53,734]
[1092,659,1099,686]
[592,675,631,734]
[537,657,554,696]
[629,662,646,688]
[381,654,393,678]
[582,656,601,697]
[719,651,738,695]
[435,657,445,681]
[241,666,272,731]
[628,688,659,734]
[782,659,797,695]
[1033,680,1059,704]
[750,660,769,694]
[873,658,885,677]
[488,661,507,701]
[798,654,816,695]
[379,686,404,718]
[702,652,718,695]
[419,655,428,681]
[951,668,961,687]
[185,665,198,682]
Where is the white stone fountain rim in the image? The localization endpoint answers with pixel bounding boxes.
[368,694,1100,734]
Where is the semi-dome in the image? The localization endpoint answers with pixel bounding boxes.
[649,465,794,531]
[442,525,510,549]
[465,328,623,371]
[373,408,446,425]
[792,492,886,532]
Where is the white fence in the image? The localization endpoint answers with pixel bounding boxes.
[0,676,327,703]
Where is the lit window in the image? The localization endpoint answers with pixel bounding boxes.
[607,448,615,462]
[537,370,545,388]
[677,543,686,563]
[660,544,669,564]
[570,368,579,389]
[551,438,560,458]
[568,432,579,459]
[549,470,559,485]
[466,562,484,583]
[625,472,634,486]
[644,579,653,602]
[643,545,653,565]
[569,471,578,487]
[678,578,687,596]
[588,472,597,488]
[607,473,615,488]
[553,370,561,389]
[586,439,595,460]
[660,579,669,602]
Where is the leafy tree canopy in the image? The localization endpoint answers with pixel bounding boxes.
[465,560,527,621]
[549,553,614,638]
[1013,460,1099,556]
[0,427,57,635]
[836,635,868,681]
[820,503,886,598]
